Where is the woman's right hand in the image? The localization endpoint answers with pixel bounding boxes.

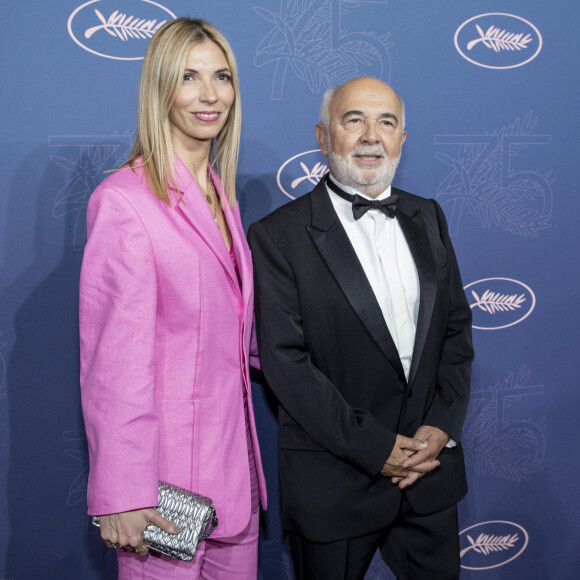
[99,508,182,556]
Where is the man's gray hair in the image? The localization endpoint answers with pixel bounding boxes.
[319,86,338,131]
[318,82,406,132]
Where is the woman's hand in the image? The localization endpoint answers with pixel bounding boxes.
[99,508,182,556]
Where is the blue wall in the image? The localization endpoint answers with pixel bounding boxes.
[1,1,578,578]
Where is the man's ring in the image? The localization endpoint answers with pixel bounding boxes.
[135,546,146,553]
[113,543,121,549]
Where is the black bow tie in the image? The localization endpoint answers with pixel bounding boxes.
[325,175,399,220]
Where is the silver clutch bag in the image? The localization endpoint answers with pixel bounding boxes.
[92,481,218,561]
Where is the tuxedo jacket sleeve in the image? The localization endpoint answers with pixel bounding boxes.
[421,201,473,441]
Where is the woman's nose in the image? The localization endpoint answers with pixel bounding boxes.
[199,80,218,104]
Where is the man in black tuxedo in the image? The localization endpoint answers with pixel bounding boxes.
[248,77,473,579]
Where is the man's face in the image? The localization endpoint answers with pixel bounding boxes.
[316,78,407,196]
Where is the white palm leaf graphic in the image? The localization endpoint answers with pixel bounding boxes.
[291,162,328,189]
[470,290,526,313]
[435,112,553,237]
[85,10,166,41]
[460,533,519,558]
[467,25,532,52]
[463,365,546,481]
[254,1,392,98]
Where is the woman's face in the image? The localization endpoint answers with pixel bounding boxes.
[169,40,235,151]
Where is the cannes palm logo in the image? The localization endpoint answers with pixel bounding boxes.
[462,365,546,482]
[63,430,90,506]
[277,149,328,200]
[49,133,133,249]
[254,0,392,100]
[465,278,535,330]
[455,13,542,69]
[68,0,176,60]
[460,521,528,570]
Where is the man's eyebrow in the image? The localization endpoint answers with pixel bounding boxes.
[378,112,399,125]
[340,110,399,125]
[341,110,365,122]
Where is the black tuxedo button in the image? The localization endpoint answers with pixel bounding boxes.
[407,388,413,398]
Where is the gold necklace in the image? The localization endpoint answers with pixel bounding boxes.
[204,179,218,223]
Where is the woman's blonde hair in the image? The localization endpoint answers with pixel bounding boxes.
[123,17,241,208]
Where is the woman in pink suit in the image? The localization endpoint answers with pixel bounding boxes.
[79,18,266,578]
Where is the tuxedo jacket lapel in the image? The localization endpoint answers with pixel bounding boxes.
[306,182,406,382]
[394,190,437,387]
[306,181,440,387]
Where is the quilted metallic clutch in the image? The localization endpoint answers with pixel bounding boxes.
[92,481,218,561]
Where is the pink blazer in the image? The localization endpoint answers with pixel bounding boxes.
[80,157,266,538]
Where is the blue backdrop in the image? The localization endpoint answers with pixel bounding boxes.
[1,1,579,578]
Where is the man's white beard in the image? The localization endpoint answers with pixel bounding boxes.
[327,143,401,193]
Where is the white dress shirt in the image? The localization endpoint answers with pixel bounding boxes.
[327,176,456,448]
[326,175,420,381]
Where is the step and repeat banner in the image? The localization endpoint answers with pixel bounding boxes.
[1,1,578,578]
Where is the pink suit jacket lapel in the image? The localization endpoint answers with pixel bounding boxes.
[172,156,239,291]
[222,184,253,310]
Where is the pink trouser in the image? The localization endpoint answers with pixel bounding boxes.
[117,395,260,579]
[117,507,259,579]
